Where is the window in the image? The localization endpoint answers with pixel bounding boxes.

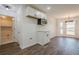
[65,20,75,35]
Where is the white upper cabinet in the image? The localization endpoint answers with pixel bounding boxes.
[26,6,47,19]
[26,7,36,17]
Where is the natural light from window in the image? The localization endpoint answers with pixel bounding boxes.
[65,20,75,35]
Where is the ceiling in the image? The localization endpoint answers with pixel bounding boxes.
[0,4,22,13]
[31,4,79,18]
[1,4,79,19]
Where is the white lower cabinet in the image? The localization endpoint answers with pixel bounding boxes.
[37,31,49,45]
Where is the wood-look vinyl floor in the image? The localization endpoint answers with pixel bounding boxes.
[1,36,79,55]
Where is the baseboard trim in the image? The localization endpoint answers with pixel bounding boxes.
[0,41,16,45]
[22,43,41,50]
[44,42,49,46]
[50,36,58,40]
[0,42,19,46]
[55,36,79,39]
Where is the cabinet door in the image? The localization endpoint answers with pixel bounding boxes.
[43,32,49,44]
[1,27,12,45]
[37,32,44,45]
[37,32,49,45]
[26,7,37,17]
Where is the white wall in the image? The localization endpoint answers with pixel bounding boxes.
[47,16,57,39]
[56,18,65,36]
[74,16,79,38]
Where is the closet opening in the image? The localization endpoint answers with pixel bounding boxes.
[0,15,17,45]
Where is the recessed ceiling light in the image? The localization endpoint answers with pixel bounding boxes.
[6,8,9,10]
[2,5,11,10]
[47,7,51,10]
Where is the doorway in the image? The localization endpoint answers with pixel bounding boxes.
[0,15,14,45]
